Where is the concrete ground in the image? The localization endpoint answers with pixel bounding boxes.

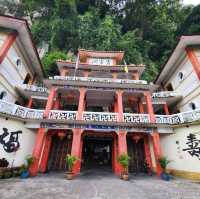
[1,171,200,199]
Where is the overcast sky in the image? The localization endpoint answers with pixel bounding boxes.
[183,0,200,5]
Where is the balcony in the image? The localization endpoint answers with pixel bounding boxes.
[0,100,199,127]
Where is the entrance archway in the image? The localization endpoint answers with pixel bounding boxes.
[81,131,115,172]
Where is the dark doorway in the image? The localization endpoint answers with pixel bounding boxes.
[48,134,72,171]
[127,137,145,173]
[82,136,112,170]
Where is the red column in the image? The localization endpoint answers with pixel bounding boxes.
[144,91,162,176]
[0,32,17,64]
[29,128,47,176]
[152,132,162,176]
[186,48,200,80]
[139,100,144,113]
[43,87,57,118]
[163,103,170,115]
[112,134,121,175]
[71,129,82,175]
[27,97,33,108]
[40,133,52,173]
[76,88,86,120]
[116,90,124,122]
[144,136,153,173]
[144,92,155,123]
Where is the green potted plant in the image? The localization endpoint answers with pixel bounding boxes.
[117,154,130,180]
[20,155,34,179]
[158,156,171,181]
[65,154,79,180]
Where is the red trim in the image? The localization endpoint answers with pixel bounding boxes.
[186,48,200,80]
[0,32,17,64]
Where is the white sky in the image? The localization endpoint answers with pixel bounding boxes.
[183,0,200,5]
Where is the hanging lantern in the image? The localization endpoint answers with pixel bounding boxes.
[132,134,142,144]
[58,131,65,140]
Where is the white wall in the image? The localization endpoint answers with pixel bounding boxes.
[0,117,36,167]
[0,33,33,103]
[165,52,200,112]
[160,125,200,173]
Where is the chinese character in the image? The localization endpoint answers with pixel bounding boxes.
[182,133,200,160]
[0,128,22,153]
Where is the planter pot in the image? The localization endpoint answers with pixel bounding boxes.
[65,172,73,180]
[121,173,129,181]
[20,170,29,179]
[161,173,170,181]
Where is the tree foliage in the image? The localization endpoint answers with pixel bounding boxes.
[1,0,197,81]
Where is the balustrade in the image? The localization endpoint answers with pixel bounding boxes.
[152,91,179,98]
[51,76,147,85]
[0,100,200,125]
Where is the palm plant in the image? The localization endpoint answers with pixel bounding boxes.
[65,154,79,173]
[117,154,130,174]
[158,156,171,173]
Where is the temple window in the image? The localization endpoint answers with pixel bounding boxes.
[189,102,196,110]
[178,71,184,81]
[0,91,7,100]
[23,73,32,84]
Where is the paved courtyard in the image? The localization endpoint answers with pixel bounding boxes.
[1,171,200,199]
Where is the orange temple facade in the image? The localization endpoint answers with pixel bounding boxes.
[28,49,165,177]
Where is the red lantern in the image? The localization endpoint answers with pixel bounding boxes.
[58,131,65,140]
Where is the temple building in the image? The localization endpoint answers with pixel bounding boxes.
[0,15,200,180]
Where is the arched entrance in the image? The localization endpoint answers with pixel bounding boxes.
[81,131,115,172]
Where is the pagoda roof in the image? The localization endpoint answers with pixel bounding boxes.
[78,49,124,63]
[56,60,145,75]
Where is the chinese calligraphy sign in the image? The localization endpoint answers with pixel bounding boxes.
[0,128,22,153]
[182,133,200,160]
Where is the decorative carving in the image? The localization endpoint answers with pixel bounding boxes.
[82,112,118,122]
[152,91,178,98]
[49,111,76,120]
[124,113,150,123]
[53,76,147,85]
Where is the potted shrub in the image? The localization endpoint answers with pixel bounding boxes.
[158,156,171,181]
[65,154,79,180]
[20,155,34,179]
[117,154,130,180]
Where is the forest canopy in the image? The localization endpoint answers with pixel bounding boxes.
[0,0,199,81]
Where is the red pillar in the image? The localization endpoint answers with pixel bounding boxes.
[144,91,162,176]
[27,97,33,108]
[116,90,124,122]
[43,87,57,118]
[40,133,52,173]
[152,132,162,176]
[29,128,47,176]
[0,32,17,64]
[115,90,128,175]
[76,88,86,120]
[163,103,170,115]
[144,92,155,123]
[70,88,86,175]
[144,136,153,173]
[112,134,121,175]
[71,129,82,175]
[186,48,200,80]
